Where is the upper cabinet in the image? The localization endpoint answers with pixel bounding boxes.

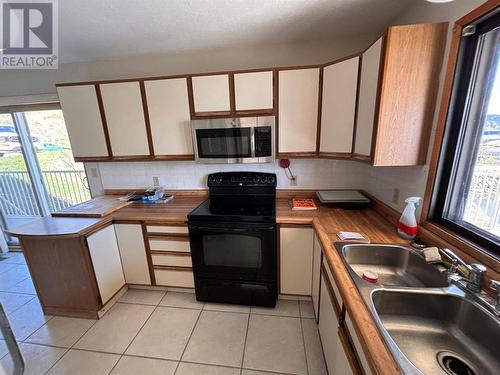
[234,71,274,112]
[191,74,231,115]
[278,68,320,156]
[144,78,193,158]
[57,85,109,160]
[320,56,360,156]
[99,82,151,158]
[353,22,447,166]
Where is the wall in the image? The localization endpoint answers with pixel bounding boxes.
[95,159,365,192]
[361,0,487,217]
[0,36,374,98]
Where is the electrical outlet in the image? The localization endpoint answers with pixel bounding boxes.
[392,188,400,205]
[152,176,160,187]
[290,176,298,186]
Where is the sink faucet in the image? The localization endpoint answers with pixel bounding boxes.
[441,248,486,293]
[491,280,500,313]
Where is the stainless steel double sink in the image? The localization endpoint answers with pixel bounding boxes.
[336,243,500,375]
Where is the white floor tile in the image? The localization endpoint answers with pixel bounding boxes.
[9,278,37,295]
[0,266,30,290]
[241,370,289,375]
[204,302,250,314]
[118,289,165,306]
[0,292,34,314]
[47,349,120,375]
[183,311,248,367]
[159,291,204,310]
[110,355,177,375]
[26,316,96,348]
[74,303,154,354]
[299,301,315,319]
[1,299,51,341]
[243,315,307,375]
[251,299,300,317]
[302,318,328,375]
[0,262,17,275]
[0,340,9,358]
[176,362,240,375]
[126,306,199,360]
[1,252,26,265]
[0,342,66,375]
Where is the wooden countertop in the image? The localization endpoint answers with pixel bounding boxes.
[8,193,404,374]
[51,195,131,218]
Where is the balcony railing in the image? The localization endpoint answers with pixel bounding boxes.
[0,170,90,216]
[463,165,500,235]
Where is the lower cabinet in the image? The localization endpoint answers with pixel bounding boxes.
[114,223,151,285]
[86,224,126,305]
[312,232,322,321]
[319,273,341,373]
[279,227,314,295]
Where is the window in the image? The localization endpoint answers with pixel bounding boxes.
[432,10,500,257]
[0,108,90,244]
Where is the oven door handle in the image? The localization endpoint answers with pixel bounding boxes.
[189,225,274,233]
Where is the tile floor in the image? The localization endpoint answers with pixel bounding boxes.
[0,252,327,375]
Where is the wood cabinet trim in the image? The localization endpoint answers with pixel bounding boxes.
[320,264,341,319]
[147,234,189,241]
[318,152,352,159]
[152,265,193,272]
[139,81,155,157]
[338,325,365,375]
[94,84,113,157]
[315,67,324,153]
[141,222,156,285]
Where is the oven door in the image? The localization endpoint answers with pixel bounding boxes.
[188,221,276,282]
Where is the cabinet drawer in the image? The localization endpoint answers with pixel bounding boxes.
[146,225,188,234]
[154,268,194,288]
[149,238,190,252]
[152,254,192,268]
[322,257,343,306]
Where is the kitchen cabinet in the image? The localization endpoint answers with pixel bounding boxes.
[335,326,356,375]
[86,224,126,305]
[191,74,231,114]
[353,23,447,165]
[278,68,320,156]
[144,78,193,157]
[345,311,372,374]
[279,227,314,295]
[57,85,109,160]
[114,224,151,285]
[320,56,359,157]
[318,272,340,374]
[311,232,322,321]
[234,71,274,112]
[99,81,151,157]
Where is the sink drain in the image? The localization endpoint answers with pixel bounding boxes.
[437,351,476,375]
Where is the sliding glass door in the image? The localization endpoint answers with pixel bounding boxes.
[0,108,90,245]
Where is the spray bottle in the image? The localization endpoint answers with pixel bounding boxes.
[397,197,422,240]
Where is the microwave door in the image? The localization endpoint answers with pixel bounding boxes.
[195,127,252,161]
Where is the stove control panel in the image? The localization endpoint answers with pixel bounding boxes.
[208,172,277,187]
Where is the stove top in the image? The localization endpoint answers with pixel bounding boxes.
[188,172,277,223]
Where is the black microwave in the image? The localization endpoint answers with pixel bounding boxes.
[190,116,275,164]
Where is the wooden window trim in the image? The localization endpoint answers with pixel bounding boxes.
[420,0,500,273]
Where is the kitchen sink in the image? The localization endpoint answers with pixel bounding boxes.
[340,244,448,288]
[371,290,500,375]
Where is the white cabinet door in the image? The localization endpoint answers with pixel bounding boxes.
[354,37,383,157]
[278,68,319,153]
[335,328,355,375]
[57,85,109,158]
[144,78,193,156]
[234,71,274,111]
[86,225,125,305]
[280,227,313,295]
[114,224,151,285]
[312,233,322,321]
[99,82,150,156]
[192,74,230,113]
[320,57,359,154]
[318,273,340,374]
[345,312,372,374]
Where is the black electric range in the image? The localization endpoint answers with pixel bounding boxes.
[187,172,277,307]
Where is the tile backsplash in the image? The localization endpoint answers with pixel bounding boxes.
[97,159,365,191]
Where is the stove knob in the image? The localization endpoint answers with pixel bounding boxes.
[254,176,261,183]
[208,175,215,184]
[216,175,223,184]
[262,176,268,183]
[268,175,276,184]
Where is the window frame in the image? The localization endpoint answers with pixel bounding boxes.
[421,0,500,266]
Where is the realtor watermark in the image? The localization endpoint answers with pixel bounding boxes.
[0,0,58,69]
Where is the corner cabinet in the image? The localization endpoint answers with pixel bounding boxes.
[320,56,360,157]
[278,68,320,156]
[86,224,126,305]
[57,85,110,160]
[353,22,447,166]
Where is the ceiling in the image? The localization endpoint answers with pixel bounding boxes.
[59,0,414,63]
